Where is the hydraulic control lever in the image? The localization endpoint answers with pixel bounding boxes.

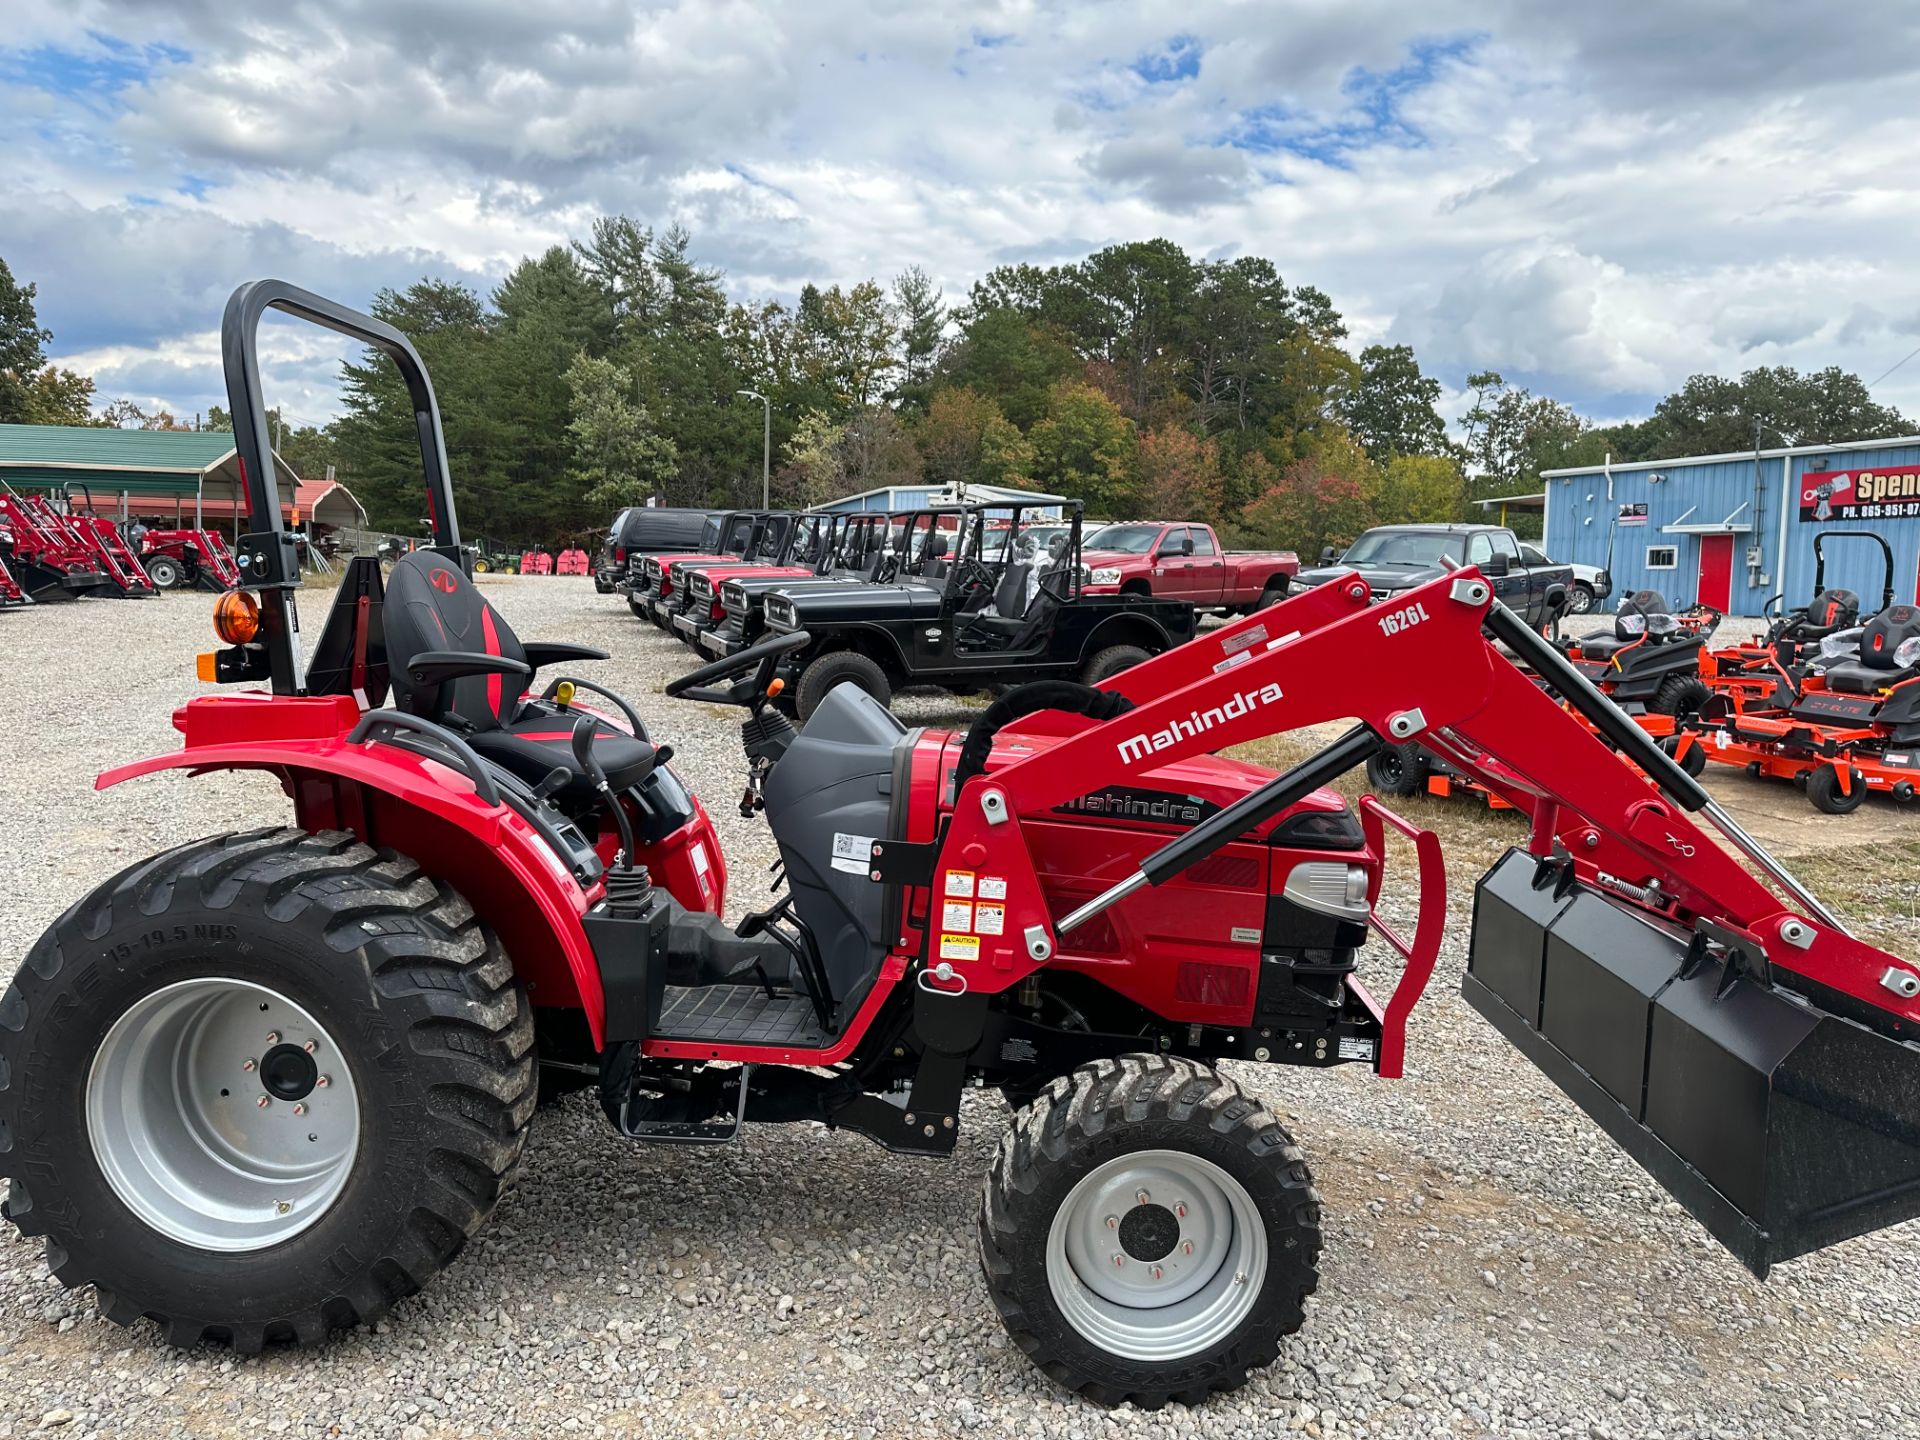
[572,715,639,867]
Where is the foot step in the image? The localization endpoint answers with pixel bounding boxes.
[619,1064,754,1145]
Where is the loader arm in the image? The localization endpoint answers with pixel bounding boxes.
[927,564,1920,1277]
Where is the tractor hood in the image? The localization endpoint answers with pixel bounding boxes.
[777,583,944,622]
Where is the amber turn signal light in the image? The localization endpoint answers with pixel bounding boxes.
[195,652,219,681]
[213,590,260,645]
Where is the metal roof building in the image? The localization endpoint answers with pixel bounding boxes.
[1540,435,1920,617]
[0,423,312,528]
[819,481,1068,517]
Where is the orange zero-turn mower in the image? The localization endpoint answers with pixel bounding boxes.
[2,282,1918,1409]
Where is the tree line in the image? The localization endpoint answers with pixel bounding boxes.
[3,242,1911,555]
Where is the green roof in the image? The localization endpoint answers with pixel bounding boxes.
[0,424,237,472]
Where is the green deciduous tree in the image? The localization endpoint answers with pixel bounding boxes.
[1029,380,1138,515]
[1241,429,1380,559]
[1375,452,1466,526]
[915,387,1034,493]
[0,257,54,423]
[1340,343,1449,459]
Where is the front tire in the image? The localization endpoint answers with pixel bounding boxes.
[1082,644,1150,686]
[980,1056,1320,1408]
[796,649,891,721]
[1568,582,1595,614]
[1807,763,1868,814]
[0,829,535,1351]
[144,556,183,589]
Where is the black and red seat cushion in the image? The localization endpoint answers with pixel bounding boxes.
[1824,605,1920,695]
[382,551,655,793]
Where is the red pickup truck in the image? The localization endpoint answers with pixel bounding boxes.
[1079,521,1299,613]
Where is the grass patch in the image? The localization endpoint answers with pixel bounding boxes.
[1779,840,1920,957]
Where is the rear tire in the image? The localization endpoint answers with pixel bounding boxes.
[1807,764,1869,814]
[1257,580,1287,611]
[980,1055,1320,1408]
[797,649,891,721]
[144,556,183,589]
[1082,644,1150,686]
[1365,742,1429,797]
[1651,674,1711,717]
[0,828,535,1351]
[1568,582,1595,615]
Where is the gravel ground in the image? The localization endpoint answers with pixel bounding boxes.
[0,578,1915,1440]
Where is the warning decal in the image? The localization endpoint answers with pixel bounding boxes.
[942,900,973,931]
[944,870,976,898]
[939,933,980,963]
[974,904,1005,936]
[977,875,1008,900]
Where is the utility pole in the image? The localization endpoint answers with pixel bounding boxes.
[737,390,770,507]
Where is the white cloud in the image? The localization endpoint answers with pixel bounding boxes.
[4,0,1920,425]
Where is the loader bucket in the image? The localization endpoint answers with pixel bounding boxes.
[1463,849,1920,1276]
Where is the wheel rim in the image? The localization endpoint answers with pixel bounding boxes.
[1376,749,1405,786]
[86,978,361,1252]
[1046,1148,1268,1362]
[1570,587,1592,613]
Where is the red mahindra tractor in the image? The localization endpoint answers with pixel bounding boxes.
[140,526,243,591]
[0,553,30,609]
[4,284,1918,1408]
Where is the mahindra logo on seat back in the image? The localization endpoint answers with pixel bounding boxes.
[429,568,459,594]
[1115,681,1285,764]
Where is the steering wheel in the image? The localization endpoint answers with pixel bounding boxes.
[665,629,810,707]
[953,558,997,596]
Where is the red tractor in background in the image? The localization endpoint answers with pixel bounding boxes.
[4,283,1917,1410]
[139,527,243,591]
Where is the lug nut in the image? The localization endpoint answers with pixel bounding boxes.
[292,1103,307,1116]
[1150,1265,1163,1280]
[303,1040,317,1054]
[1182,1240,1194,1256]
[265,1031,280,1045]
[1105,1215,1118,1230]
[256,1096,271,1109]
[1113,1254,1126,1268]
[241,1058,256,1072]
[1135,1189,1151,1205]
[1174,1202,1188,1218]
[275,1201,292,1215]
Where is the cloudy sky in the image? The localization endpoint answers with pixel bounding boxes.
[5,1,1920,436]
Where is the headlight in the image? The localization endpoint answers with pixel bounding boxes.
[1283,861,1372,922]
[722,584,745,607]
[1091,567,1122,585]
[692,576,712,600]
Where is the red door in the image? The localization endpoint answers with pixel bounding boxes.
[1697,534,1734,611]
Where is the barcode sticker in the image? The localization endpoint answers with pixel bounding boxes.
[831,832,877,876]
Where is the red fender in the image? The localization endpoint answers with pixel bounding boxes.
[98,701,611,1044]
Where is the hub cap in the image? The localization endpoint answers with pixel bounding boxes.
[1046,1149,1268,1361]
[86,978,360,1252]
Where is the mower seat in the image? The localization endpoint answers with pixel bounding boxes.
[1580,591,1667,661]
[1795,588,1862,638]
[383,550,652,797]
[1823,605,1920,695]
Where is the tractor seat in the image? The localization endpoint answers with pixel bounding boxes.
[382,549,649,798]
[1580,591,1667,661]
[1823,605,1920,695]
[1796,588,1862,637]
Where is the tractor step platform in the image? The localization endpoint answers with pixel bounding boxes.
[619,1063,756,1144]
[653,984,831,1048]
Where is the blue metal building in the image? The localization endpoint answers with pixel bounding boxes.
[1540,435,1920,616]
[819,482,1067,517]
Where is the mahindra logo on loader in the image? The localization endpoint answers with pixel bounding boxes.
[1116,682,1285,764]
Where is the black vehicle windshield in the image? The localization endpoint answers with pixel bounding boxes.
[1340,531,1464,568]
[1086,523,1162,554]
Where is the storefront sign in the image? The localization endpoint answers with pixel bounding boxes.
[1798,466,1920,522]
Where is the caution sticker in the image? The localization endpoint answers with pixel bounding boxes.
[944,870,976,898]
[974,904,1005,936]
[939,933,980,963]
[942,900,973,931]
[977,875,1007,901]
